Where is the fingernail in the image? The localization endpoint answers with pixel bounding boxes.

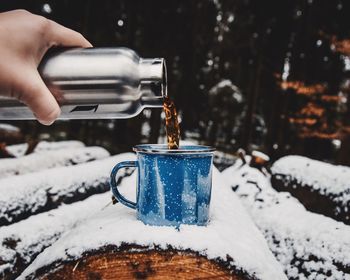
[38,119,54,126]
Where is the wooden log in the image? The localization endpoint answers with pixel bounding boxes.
[0,153,135,226]
[0,193,111,280]
[213,150,237,171]
[0,123,23,144]
[0,146,109,179]
[237,148,247,165]
[222,161,350,279]
[271,155,350,225]
[25,246,238,280]
[17,169,287,280]
[250,151,270,170]
[0,143,15,159]
[23,139,40,155]
[6,140,85,158]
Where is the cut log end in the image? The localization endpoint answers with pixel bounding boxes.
[28,247,246,280]
[250,151,270,170]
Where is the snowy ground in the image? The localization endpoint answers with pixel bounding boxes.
[0,141,349,279]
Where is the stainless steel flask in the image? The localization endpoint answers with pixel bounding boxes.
[0,48,167,119]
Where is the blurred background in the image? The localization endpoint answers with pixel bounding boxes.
[1,0,350,165]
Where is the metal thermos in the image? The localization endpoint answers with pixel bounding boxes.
[0,48,167,119]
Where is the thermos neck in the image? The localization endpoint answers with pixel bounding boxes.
[139,58,167,107]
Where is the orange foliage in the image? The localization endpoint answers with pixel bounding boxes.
[332,38,350,55]
[298,131,339,139]
[299,102,325,117]
[321,95,342,103]
[279,81,326,96]
[289,117,317,126]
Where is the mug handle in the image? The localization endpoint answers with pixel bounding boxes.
[110,161,137,209]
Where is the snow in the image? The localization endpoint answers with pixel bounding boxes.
[0,123,20,132]
[271,155,350,198]
[0,146,109,178]
[4,143,348,279]
[222,160,350,280]
[18,167,287,280]
[271,155,350,221]
[251,150,270,161]
[0,153,135,225]
[6,140,85,158]
[213,150,237,171]
[209,80,243,103]
[0,193,110,278]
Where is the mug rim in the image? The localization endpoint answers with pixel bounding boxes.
[133,144,215,154]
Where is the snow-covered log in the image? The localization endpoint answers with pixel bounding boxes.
[0,123,23,144]
[250,151,270,170]
[0,193,111,280]
[213,150,237,171]
[17,169,287,280]
[0,143,15,159]
[0,146,109,179]
[0,153,135,226]
[271,155,350,225]
[6,140,85,158]
[222,161,350,280]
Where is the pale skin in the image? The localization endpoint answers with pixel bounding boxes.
[0,10,92,125]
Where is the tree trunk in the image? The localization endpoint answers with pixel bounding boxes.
[148,109,162,144]
[337,132,350,166]
[241,54,263,150]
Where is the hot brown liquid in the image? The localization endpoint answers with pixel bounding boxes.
[163,96,180,149]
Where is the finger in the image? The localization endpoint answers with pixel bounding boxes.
[47,20,92,48]
[19,69,61,125]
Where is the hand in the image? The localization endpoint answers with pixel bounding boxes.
[0,10,92,125]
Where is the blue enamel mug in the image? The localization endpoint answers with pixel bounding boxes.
[110,144,215,226]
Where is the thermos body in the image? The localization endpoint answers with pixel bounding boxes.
[0,48,167,119]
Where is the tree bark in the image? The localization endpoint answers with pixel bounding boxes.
[148,109,162,144]
[337,132,350,166]
[241,54,263,150]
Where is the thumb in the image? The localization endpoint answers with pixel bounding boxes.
[19,69,61,125]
